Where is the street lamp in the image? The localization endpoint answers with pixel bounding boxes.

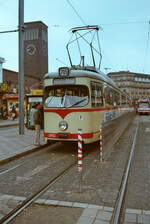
[0,57,5,83]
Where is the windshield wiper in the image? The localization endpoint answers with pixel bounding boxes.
[67,98,87,108]
[45,96,54,107]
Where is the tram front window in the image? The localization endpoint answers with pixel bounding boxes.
[139,103,149,108]
[44,85,89,108]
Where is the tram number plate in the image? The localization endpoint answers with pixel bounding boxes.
[58,133,68,139]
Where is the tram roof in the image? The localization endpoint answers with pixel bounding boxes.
[44,67,123,93]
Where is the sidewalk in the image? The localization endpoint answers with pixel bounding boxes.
[0,119,45,165]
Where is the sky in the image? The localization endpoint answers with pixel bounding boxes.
[1,0,150,75]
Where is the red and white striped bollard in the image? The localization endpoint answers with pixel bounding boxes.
[78,128,83,172]
[99,125,103,162]
[78,128,83,192]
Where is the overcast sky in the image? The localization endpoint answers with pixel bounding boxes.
[1,0,150,75]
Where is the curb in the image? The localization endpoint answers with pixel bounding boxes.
[0,123,19,128]
[0,143,48,166]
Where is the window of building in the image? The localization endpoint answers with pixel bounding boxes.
[24,29,39,40]
[42,30,47,42]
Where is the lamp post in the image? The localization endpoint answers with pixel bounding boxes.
[18,0,24,135]
[0,57,5,83]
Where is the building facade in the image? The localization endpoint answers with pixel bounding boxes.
[108,71,150,102]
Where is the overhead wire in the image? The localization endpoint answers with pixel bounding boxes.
[66,0,87,26]
[0,29,18,34]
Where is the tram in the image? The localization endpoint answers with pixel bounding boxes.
[43,26,132,144]
[137,99,150,115]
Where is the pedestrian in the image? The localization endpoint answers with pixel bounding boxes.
[2,106,8,120]
[33,103,43,146]
[11,105,16,120]
[0,106,3,119]
[29,104,36,129]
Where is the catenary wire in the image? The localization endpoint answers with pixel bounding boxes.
[66,0,87,26]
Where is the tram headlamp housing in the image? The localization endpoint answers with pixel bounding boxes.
[58,67,69,77]
[59,121,68,131]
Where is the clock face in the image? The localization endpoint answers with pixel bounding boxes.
[26,44,36,55]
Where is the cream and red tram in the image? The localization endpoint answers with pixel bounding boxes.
[137,98,150,115]
[43,66,131,144]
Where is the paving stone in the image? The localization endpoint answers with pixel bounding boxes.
[81,208,99,217]
[0,205,12,215]
[0,213,4,219]
[7,198,22,207]
[13,196,26,201]
[103,206,114,212]
[94,220,109,224]
[137,214,150,224]
[143,210,150,215]
[96,211,112,221]
[35,199,47,205]
[77,216,95,224]
[73,202,88,208]
[126,208,142,214]
[58,201,73,207]
[44,199,59,205]
[124,213,137,223]
[88,204,103,209]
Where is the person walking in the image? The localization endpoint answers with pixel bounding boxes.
[30,104,36,129]
[33,103,43,146]
[11,105,16,120]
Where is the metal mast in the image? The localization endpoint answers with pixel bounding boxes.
[18,0,24,135]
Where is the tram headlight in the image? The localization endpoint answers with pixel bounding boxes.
[59,121,68,131]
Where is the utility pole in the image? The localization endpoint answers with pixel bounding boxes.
[18,0,24,135]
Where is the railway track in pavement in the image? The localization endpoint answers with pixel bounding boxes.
[111,116,150,224]
[2,115,149,224]
[111,124,139,224]
[0,140,96,224]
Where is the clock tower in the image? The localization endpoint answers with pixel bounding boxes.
[24,21,48,80]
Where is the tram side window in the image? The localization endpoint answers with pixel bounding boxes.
[121,94,127,106]
[114,91,120,106]
[91,82,103,108]
[104,85,119,106]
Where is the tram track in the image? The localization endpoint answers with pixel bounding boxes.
[111,124,139,224]
[0,159,76,224]
[0,115,140,224]
[0,141,94,224]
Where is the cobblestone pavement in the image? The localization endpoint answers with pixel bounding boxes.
[123,116,150,224]
[0,125,45,163]
[1,116,150,223]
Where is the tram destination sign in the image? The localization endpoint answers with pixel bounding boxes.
[53,77,75,85]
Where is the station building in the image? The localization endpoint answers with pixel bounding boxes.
[107,71,150,102]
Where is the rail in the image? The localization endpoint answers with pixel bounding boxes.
[0,161,76,224]
[111,124,139,224]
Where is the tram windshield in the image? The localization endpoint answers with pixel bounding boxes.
[139,103,149,108]
[44,85,89,108]
[122,103,129,107]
